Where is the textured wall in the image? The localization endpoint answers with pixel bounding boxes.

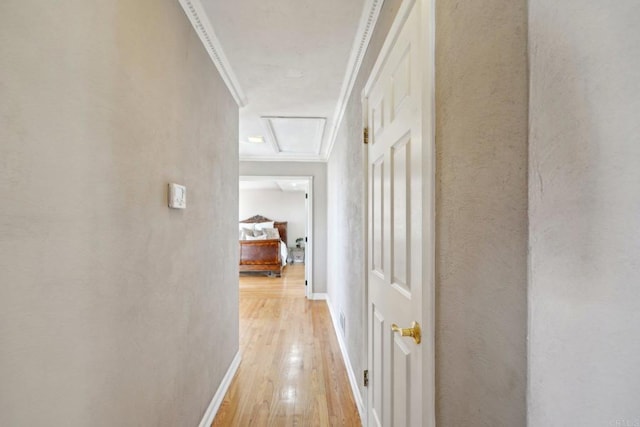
[529,1,640,425]
[0,1,239,425]
[239,161,327,292]
[435,0,528,425]
[326,0,402,401]
[239,189,307,247]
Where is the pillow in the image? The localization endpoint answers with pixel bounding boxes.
[238,227,255,240]
[244,229,265,238]
[245,231,267,241]
[264,227,280,240]
[239,222,254,231]
[254,221,275,231]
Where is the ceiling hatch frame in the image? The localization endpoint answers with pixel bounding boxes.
[261,116,326,156]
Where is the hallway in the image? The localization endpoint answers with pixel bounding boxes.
[2,1,639,425]
[213,265,360,426]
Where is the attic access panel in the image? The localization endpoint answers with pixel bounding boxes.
[262,116,326,155]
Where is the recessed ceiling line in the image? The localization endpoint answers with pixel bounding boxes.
[262,119,281,154]
[261,116,326,156]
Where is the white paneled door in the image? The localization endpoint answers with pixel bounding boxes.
[365,0,434,425]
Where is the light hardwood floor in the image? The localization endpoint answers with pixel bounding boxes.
[212,264,361,426]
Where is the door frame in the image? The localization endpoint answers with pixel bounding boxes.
[361,0,436,424]
[239,175,314,299]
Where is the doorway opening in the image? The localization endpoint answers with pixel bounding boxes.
[239,175,314,298]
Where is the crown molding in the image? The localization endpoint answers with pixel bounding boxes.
[239,154,327,163]
[178,0,247,107]
[323,0,385,160]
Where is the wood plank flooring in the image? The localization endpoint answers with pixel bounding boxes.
[212,265,361,426]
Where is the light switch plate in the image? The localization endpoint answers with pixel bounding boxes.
[168,183,186,209]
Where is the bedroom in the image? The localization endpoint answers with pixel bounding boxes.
[238,177,309,280]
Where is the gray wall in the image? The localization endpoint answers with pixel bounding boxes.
[240,162,327,292]
[326,0,403,401]
[0,1,239,425]
[435,0,529,425]
[529,1,640,425]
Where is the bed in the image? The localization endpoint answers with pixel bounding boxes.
[238,215,288,277]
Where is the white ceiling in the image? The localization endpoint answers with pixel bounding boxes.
[184,0,381,161]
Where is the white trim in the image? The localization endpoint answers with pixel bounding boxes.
[420,0,437,425]
[261,118,282,154]
[309,293,328,301]
[363,0,417,98]
[198,351,242,427]
[239,154,326,163]
[260,117,327,156]
[305,178,314,300]
[326,298,365,424]
[323,0,385,160]
[360,94,370,427]
[178,0,247,107]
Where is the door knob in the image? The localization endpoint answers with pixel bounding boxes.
[391,321,421,344]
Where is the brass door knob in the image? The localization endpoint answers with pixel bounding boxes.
[391,321,421,344]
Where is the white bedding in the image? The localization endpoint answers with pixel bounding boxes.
[280,241,288,266]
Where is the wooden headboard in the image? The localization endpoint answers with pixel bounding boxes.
[240,215,288,246]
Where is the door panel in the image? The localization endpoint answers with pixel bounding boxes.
[392,336,410,427]
[371,96,385,140]
[371,307,385,427]
[391,47,411,119]
[367,2,430,425]
[372,157,385,277]
[392,135,410,295]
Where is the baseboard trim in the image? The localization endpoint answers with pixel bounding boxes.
[198,351,242,427]
[309,292,328,300]
[325,297,365,424]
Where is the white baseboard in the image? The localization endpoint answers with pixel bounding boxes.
[198,351,242,427]
[325,298,365,424]
[309,292,328,300]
